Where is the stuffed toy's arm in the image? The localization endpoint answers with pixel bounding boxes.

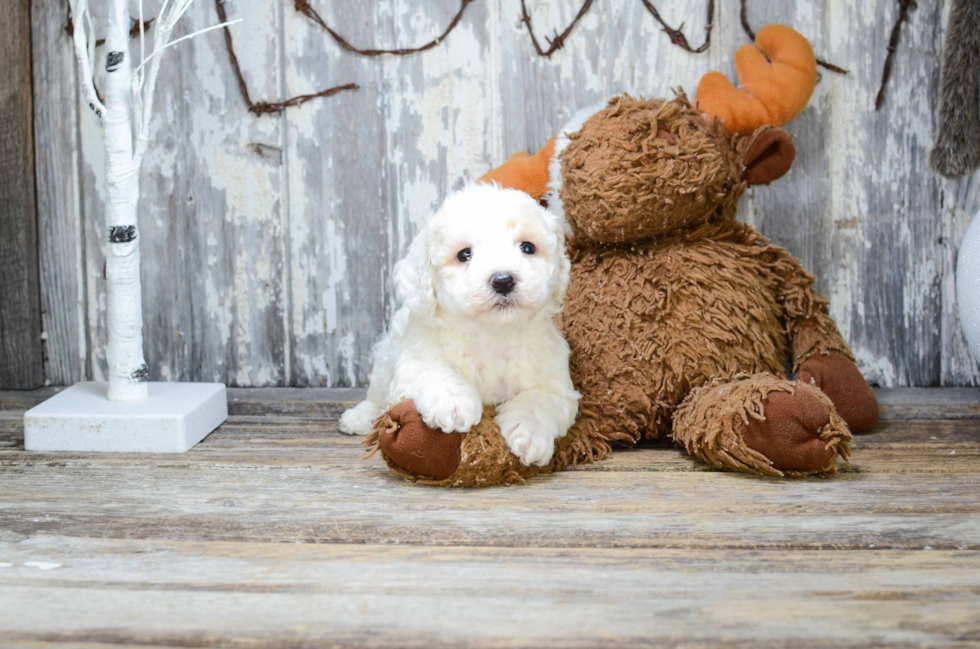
[778,258,853,372]
[775,251,879,432]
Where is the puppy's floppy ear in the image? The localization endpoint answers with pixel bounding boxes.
[394,227,436,316]
[545,211,571,305]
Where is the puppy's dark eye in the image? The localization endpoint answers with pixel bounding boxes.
[520,241,536,255]
[456,248,472,262]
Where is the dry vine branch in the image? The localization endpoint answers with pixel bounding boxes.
[295,0,477,56]
[520,0,595,57]
[739,0,848,74]
[738,2,755,40]
[639,0,714,53]
[66,0,866,119]
[875,0,917,110]
[215,0,477,115]
[524,0,845,75]
[215,0,356,115]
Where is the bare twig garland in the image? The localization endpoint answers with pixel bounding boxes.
[738,2,755,40]
[63,0,889,119]
[639,0,714,53]
[875,0,917,110]
[215,0,356,115]
[520,0,595,57]
[215,0,477,115]
[524,0,845,74]
[295,0,477,57]
[739,0,848,74]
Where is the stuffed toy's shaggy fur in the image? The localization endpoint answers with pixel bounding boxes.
[365,25,879,486]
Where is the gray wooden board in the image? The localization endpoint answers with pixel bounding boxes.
[29,0,980,389]
[0,538,979,648]
[31,0,84,388]
[0,389,979,646]
[0,0,43,390]
[0,385,977,419]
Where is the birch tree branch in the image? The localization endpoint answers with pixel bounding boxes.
[131,0,241,165]
[67,0,108,118]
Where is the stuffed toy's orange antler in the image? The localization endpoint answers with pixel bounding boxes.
[695,25,817,136]
[478,135,557,200]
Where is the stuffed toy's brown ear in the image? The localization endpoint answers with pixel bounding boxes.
[742,128,796,185]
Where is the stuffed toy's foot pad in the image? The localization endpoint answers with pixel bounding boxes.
[741,386,842,474]
[797,351,879,433]
[377,400,462,480]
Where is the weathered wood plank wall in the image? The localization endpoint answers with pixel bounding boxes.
[0,0,43,389]
[30,0,980,388]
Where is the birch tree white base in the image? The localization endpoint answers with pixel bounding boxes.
[24,382,227,453]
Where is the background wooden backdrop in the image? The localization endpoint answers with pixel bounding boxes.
[28,0,980,388]
[1,0,42,389]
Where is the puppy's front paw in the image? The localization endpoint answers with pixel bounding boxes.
[415,383,484,433]
[339,401,382,436]
[496,410,555,467]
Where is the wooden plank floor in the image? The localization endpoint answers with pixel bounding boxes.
[0,387,978,648]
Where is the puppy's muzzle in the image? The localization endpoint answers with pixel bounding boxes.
[490,273,517,295]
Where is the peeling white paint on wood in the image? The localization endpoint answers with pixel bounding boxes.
[32,0,980,387]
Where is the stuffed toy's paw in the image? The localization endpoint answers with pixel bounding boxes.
[797,352,879,433]
[673,374,851,477]
[363,400,603,487]
[740,385,851,476]
[371,399,463,480]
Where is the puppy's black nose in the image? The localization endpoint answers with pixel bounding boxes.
[490,273,517,295]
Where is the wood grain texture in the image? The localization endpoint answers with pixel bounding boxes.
[0,0,43,390]
[2,394,979,551]
[282,1,387,387]
[1,537,979,648]
[30,0,85,388]
[30,0,980,387]
[1,389,979,646]
[0,416,977,474]
[1,385,977,418]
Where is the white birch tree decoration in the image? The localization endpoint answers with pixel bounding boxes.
[72,0,240,401]
[24,0,240,452]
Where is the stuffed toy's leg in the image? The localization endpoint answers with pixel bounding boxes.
[672,373,851,477]
[363,400,607,487]
[776,251,879,433]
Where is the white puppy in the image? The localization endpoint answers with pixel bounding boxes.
[339,183,579,466]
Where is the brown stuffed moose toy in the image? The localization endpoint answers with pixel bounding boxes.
[365,25,879,486]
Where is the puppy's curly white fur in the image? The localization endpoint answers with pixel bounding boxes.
[339,184,579,467]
